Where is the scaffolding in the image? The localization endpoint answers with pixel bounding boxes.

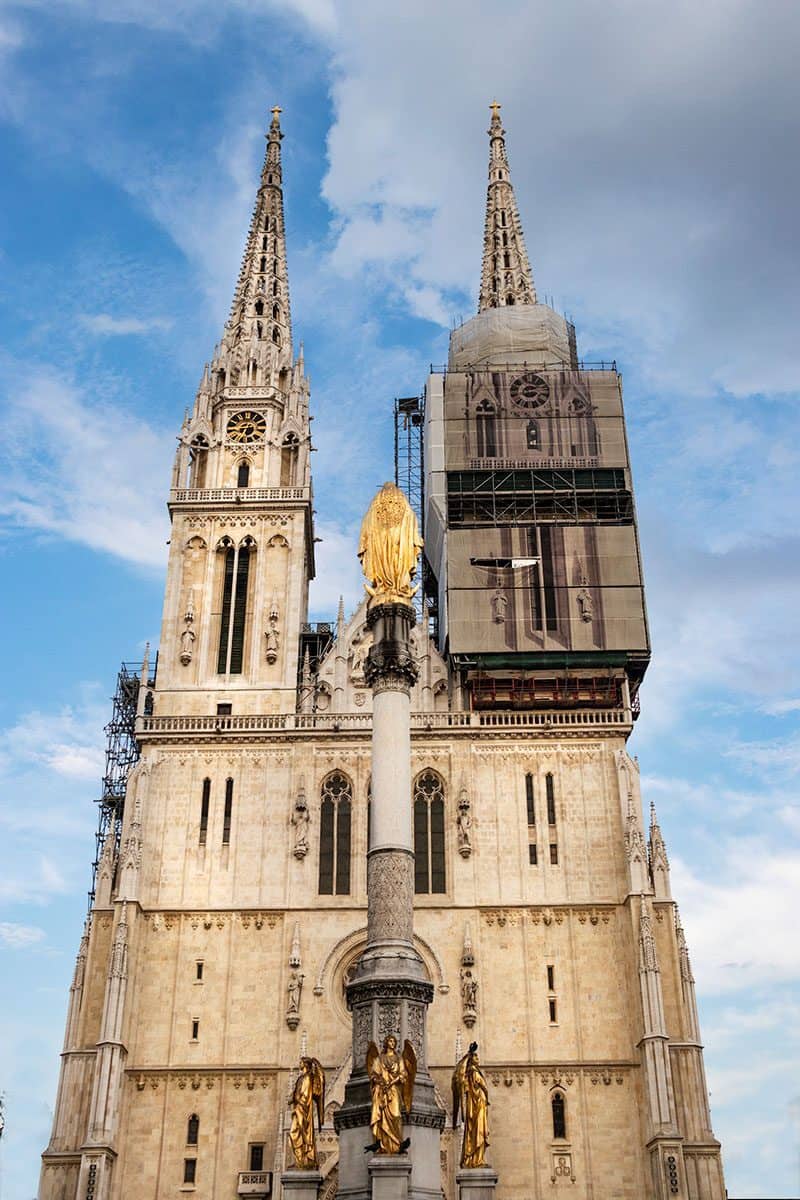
[394,395,431,624]
[88,659,153,907]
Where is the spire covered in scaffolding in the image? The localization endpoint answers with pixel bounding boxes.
[478,102,536,312]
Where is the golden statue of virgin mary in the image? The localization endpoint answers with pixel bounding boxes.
[358,482,423,609]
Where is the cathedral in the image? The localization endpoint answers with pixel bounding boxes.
[39,104,726,1200]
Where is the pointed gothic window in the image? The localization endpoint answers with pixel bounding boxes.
[552,1091,566,1139]
[187,1114,199,1145]
[528,527,558,634]
[262,236,267,251]
[255,299,264,316]
[222,778,233,845]
[506,294,515,305]
[318,771,352,895]
[273,304,280,321]
[546,773,556,825]
[199,779,210,845]
[260,256,267,272]
[272,326,281,345]
[475,401,497,459]
[413,770,446,894]
[280,433,299,487]
[237,461,250,488]
[217,539,254,674]
[525,773,535,825]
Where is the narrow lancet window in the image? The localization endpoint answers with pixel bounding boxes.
[552,1091,566,1139]
[525,773,535,825]
[199,779,210,846]
[414,771,446,894]
[546,773,556,825]
[222,778,233,845]
[318,772,352,895]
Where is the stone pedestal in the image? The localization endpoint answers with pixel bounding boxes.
[280,1168,322,1199]
[456,1167,499,1199]
[368,1155,411,1200]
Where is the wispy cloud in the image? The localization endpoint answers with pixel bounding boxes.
[0,366,171,568]
[79,313,173,336]
[0,922,46,948]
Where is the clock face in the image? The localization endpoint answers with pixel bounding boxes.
[510,372,549,410]
[227,410,266,443]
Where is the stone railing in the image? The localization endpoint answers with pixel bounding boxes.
[170,487,309,504]
[138,708,630,737]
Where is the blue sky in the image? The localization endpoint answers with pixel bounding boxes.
[1,2,799,1196]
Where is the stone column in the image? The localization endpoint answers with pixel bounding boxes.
[335,603,444,1200]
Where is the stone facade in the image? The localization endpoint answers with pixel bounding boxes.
[39,107,725,1200]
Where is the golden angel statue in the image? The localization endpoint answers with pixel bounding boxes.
[365,1035,417,1154]
[288,1056,325,1169]
[452,1041,490,1169]
[358,482,423,608]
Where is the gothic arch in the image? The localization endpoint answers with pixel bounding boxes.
[314,925,448,997]
[267,533,290,550]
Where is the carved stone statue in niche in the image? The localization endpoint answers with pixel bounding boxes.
[179,598,196,666]
[291,784,310,859]
[457,789,472,858]
[265,594,280,663]
[286,969,304,1029]
[576,585,593,623]
[491,591,508,624]
[179,625,196,665]
[460,967,478,1027]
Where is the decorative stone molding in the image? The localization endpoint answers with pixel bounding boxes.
[129,1067,275,1090]
[367,850,414,942]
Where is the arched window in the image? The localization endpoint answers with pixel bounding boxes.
[254,299,264,316]
[261,235,267,251]
[260,256,267,272]
[475,401,497,459]
[318,772,352,895]
[552,1091,566,1139]
[216,537,254,675]
[280,432,299,487]
[187,1114,199,1145]
[272,304,280,321]
[237,461,250,488]
[272,326,281,345]
[526,419,540,450]
[188,436,208,488]
[507,294,515,305]
[413,770,446,894]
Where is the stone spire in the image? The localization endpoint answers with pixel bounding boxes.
[209,105,294,393]
[478,102,536,312]
[649,799,672,900]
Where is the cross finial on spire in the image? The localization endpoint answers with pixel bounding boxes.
[271,104,282,122]
[489,100,501,117]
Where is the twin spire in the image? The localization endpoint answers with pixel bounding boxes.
[478,102,536,312]
[218,102,534,371]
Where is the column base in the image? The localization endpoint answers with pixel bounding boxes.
[280,1168,323,1199]
[456,1166,498,1199]
[369,1154,412,1200]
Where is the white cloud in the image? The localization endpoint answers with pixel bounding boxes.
[79,313,173,336]
[316,0,800,395]
[0,367,171,569]
[0,922,46,948]
[671,846,800,994]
